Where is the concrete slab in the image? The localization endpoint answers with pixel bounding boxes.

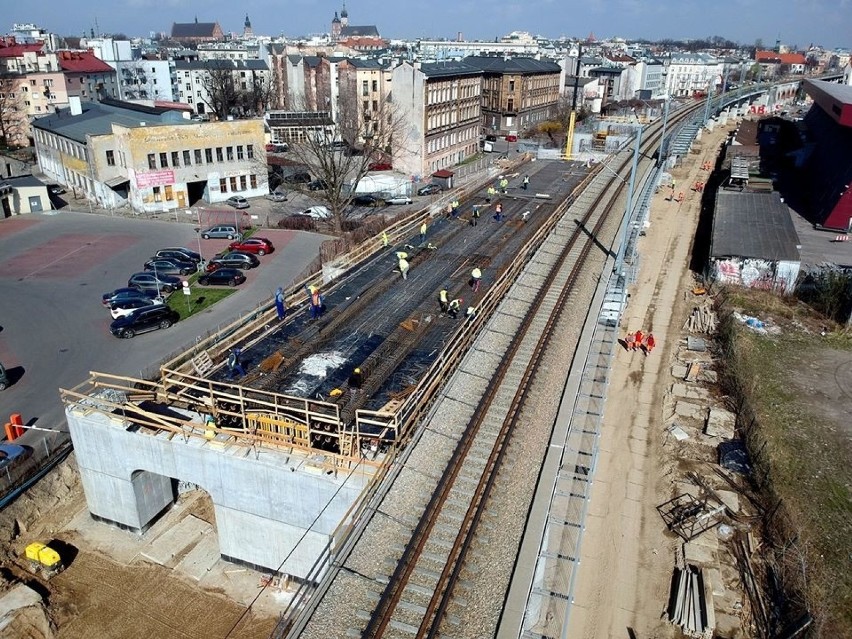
[684,540,716,566]
[671,364,689,379]
[0,583,42,618]
[715,612,744,638]
[175,533,220,581]
[716,489,740,514]
[140,514,212,568]
[700,369,719,384]
[705,407,736,439]
[671,382,711,401]
[707,567,726,597]
[675,400,707,421]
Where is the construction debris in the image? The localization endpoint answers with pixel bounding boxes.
[668,565,715,637]
[684,304,718,333]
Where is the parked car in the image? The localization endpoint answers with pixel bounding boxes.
[110,305,180,339]
[155,247,202,264]
[352,194,384,207]
[282,172,311,185]
[297,205,331,220]
[417,183,442,196]
[109,298,165,319]
[201,225,242,240]
[198,267,246,287]
[485,134,497,142]
[225,195,250,209]
[505,134,518,142]
[206,251,260,271]
[384,194,412,205]
[307,179,329,191]
[228,237,275,255]
[265,191,288,202]
[49,185,66,195]
[127,271,182,295]
[144,258,197,276]
[102,287,161,307]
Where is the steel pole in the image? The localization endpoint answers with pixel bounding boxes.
[658,97,670,167]
[614,127,642,276]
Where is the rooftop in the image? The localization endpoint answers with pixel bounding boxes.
[463,56,561,74]
[56,50,114,74]
[171,22,221,39]
[803,79,852,128]
[420,60,482,79]
[711,190,801,262]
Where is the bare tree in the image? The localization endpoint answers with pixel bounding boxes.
[0,75,27,148]
[239,70,276,116]
[283,93,410,234]
[200,62,240,120]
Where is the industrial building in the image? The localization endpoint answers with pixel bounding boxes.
[32,97,267,213]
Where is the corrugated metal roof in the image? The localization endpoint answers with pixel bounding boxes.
[711,190,801,261]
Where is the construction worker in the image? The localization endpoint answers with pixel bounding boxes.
[451,200,460,218]
[522,175,530,190]
[494,202,503,222]
[625,332,635,352]
[398,256,410,280]
[420,221,427,243]
[274,287,286,320]
[382,230,389,248]
[470,267,482,292]
[447,297,462,319]
[521,210,530,222]
[486,186,496,203]
[471,206,481,227]
[349,367,363,389]
[465,306,477,322]
[499,177,509,193]
[395,250,408,261]
[634,329,644,352]
[645,333,656,355]
[439,289,449,312]
[227,348,246,379]
[310,287,323,319]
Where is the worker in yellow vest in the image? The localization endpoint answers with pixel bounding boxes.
[439,289,448,312]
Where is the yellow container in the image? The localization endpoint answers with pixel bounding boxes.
[25,542,61,569]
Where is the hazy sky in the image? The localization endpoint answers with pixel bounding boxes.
[6,0,850,50]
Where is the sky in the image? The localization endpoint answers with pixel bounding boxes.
[5,0,851,50]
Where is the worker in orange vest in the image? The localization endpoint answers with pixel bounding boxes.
[633,329,644,352]
[625,332,635,352]
[645,333,656,355]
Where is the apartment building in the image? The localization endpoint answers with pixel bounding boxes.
[665,53,723,97]
[174,58,271,116]
[32,97,266,214]
[391,61,482,178]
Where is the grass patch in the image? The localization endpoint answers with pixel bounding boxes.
[718,292,852,636]
[166,285,235,320]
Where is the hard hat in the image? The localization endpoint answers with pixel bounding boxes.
[354,367,361,373]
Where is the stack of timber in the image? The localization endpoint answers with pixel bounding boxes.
[668,565,715,638]
[684,305,717,334]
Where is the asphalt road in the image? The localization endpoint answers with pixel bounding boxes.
[0,211,327,438]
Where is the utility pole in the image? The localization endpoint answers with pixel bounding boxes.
[703,81,713,125]
[564,42,582,160]
[614,127,642,277]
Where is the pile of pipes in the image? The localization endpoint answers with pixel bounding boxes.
[684,305,717,334]
[668,565,713,637]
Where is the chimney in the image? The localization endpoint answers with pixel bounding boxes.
[69,95,83,116]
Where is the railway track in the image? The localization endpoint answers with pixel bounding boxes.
[283,101,703,639]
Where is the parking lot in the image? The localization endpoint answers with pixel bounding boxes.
[0,211,327,437]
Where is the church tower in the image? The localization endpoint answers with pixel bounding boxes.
[243,14,253,38]
[331,11,341,40]
[340,3,349,27]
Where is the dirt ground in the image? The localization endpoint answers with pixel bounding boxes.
[0,457,278,639]
[566,123,736,638]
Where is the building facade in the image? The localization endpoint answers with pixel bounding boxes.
[32,98,266,214]
[391,61,481,178]
[665,53,723,97]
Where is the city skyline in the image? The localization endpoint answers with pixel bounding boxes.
[4,0,851,50]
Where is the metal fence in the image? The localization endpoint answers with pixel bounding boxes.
[0,430,73,508]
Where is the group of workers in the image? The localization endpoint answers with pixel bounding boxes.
[624,330,656,355]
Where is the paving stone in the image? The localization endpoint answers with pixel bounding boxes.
[675,400,707,421]
[671,364,689,379]
[684,540,716,566]
[671,383,711,401]
[705,407,736,438]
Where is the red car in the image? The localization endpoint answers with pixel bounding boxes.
[505,134,518,142]
[368,162,393,171]
[227,237,275,255]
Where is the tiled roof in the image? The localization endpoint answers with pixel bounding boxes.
[172,22,220,38]
[340,25,380,38]
[57,51,114,74]
[0,41,44,58]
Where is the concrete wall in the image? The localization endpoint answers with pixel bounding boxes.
[66,406,368,577]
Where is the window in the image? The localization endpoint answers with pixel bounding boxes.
[239,175,246,190]
[164,184,174,201]
[24,100,31,106]
[148,153,156,169]
[236,145,244,160]
[183,150,191,165]
[226,146,234,161]
[106,150,115,166]
[363,100,369,113]
[246,144,254,159]
[250,174,257,189]
[507,98,514,112]
[185,83,191,90]
[35,105,41,112]
[216,147,223,162]
[205,148,213,163]
[362,80,369,96]
[219,178,228,192]
[372,80,378,92]
[194,149,202,164]
[509,80,515,91]
[171,151,180,167]
[153,186,162,201]
[372,100,378,112]
[30,79,36,86]
[229,176,237,191]
[159,152,168,168]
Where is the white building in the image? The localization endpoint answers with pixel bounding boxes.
[114,59,177,102]
[174,59,271,116]
[665,53,723,97]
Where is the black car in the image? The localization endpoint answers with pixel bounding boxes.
[198,268,246,287]
[485,134,497,142]
[283,172,311,184]
[417,183,442,196]
[109,305,180,339]
[155,247,202,264]
[102,286,161,307]
[206,251,260,271]
[144,258,198,276]
[308,179,330,191]
[128,271,182,294]
[351,193,384,207]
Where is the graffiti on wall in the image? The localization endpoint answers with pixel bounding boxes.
[712,258,799,294]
